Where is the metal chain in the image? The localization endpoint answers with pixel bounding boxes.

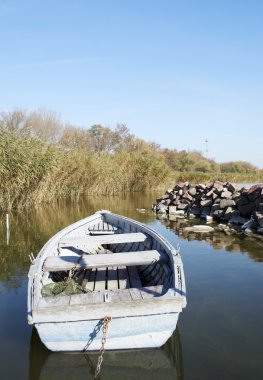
[94,316,112,379]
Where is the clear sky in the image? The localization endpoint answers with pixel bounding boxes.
[1,0,263,168]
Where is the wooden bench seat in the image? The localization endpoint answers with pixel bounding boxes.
[43,250,168,272]
[59,232,147,246]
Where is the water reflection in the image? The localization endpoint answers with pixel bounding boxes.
[29,327,184,380]
[157,215,263,262]
[0,192,262,380]
[0,192,159,290]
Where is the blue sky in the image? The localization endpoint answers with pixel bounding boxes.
[1,0,263,168]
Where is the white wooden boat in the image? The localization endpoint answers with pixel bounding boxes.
[27,210,186,352]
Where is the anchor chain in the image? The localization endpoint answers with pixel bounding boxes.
[94,316,112,379]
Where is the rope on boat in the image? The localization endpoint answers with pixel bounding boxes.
[94,316,112,379]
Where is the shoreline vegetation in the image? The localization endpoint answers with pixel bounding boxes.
[0,108,263,212]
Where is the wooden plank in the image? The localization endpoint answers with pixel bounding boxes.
[33,295,184,323]
[81,269,92,288]
[94,267,107,291]
[107,266,119,290]
[129,288,143,300]
[127,266,142,288]
[69,292,104,306]
[84,269,96,291]
[117,266,129,289]
[88,230,115,235]
[43,250,168,272]
[37,295,70,307]
[109,287,133,302]
[60,232,147,246]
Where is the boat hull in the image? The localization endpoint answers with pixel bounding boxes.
[36,313,179,351]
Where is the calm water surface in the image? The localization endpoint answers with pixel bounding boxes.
[0,192,262,380]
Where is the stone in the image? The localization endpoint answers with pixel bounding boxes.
[175,195,181,205]
[200,199,212,207]
[202,206,211,216]
[170,209,185,216]
[204,215,213,223]
[177,203,188,210]
[182,192,193,202]
[213,209,225,219]
[184,225,214,233]
[248,184,263,193]
[169,192,176,200]
[238,203,255,217]
[189,205,202,215]
[189,187,197,196]
[257,228,263,235]
[244,228,253,234]
[227,183,241,193]
[211,204,220,212]
[181,198,191,205]
[248,189,262,202]
[213,198,221,204]
[156,204,168,214]
[206,189,214,197]
[254,212,263,228]
[229,215,248,225]
[221,190,232,198]
[223,207,235,221]
[213,180,225,190]
[212,193,219,201]
[241,219,256,230]
[232,192,241,200]
[219,199,236,209]
[168,206,177,214]
[157,213,168,220]
[218,224,230,232]
[236,196,249,206]
[168,214,185,221]
[197,184,206,190]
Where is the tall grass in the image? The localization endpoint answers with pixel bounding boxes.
[32,150,171,204]
[0,129,60,210]
[0,129,170,211]
[172,171,263,185]
[0,127,262,212]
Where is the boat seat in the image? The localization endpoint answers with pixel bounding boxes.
[59,232,147,247]
[43,250,169,272]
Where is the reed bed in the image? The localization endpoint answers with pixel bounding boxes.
[0,129,170,211]
[0,126,262,212]
[172,171,263,185]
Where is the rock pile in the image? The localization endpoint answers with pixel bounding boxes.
[153,181,263,234]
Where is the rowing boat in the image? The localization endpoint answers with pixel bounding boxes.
[27,210,187,351]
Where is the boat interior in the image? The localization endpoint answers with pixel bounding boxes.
[41,215,175,299]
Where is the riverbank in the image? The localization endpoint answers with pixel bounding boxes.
[153,181,263,235]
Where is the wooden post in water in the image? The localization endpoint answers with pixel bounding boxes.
[6,213,10,245]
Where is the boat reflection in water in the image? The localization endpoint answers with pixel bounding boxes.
[29,327,184,380]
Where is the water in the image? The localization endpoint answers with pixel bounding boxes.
[0,192,262,380]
